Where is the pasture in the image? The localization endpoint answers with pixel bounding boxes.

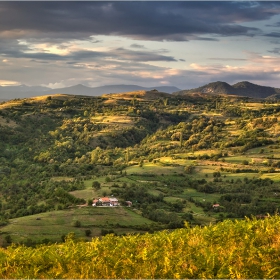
[0,207,152,245]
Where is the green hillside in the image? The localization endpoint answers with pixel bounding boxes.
[0,216,280,278]
[1,92,280,243]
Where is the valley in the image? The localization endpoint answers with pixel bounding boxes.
[1,85,280,245]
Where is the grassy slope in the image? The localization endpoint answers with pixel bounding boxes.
[0,207,152,245]
[0,215,280,278]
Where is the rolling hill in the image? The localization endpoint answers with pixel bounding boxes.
[1,87,280,244]
[174,81,280,99]
[102,89,171,100]
[1,89,280,278]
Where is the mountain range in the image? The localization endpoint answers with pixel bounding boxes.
[173,81,280,99]
[0,84,180,100]
[1,81,280,101]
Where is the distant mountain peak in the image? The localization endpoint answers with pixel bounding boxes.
[0,84,180,100]
[173,81,280,99]
[73,84,88,88]
[233,81,261,89]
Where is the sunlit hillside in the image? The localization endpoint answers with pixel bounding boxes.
[1,92,280,244]
[0,216,279,278]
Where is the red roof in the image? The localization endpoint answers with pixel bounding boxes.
[100,197,110,202]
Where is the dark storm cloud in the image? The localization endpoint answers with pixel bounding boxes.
[0,1,278,42]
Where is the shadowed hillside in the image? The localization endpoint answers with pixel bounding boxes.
[174,81,280,99]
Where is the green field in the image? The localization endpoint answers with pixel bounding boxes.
[0,207,153,245]
[126,163,184,175]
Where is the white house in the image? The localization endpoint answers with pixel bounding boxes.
[92,197,119,206]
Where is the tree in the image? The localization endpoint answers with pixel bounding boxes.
[91,147,101,164]
[185,165,195,174]
[125,148,130,164]
[180,131,183,148]
[92,181,101,190]
[73,220,81,227]
[213,171,221,178]
[5,235,12,244]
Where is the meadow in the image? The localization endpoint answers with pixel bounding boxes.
[0,207,152,246]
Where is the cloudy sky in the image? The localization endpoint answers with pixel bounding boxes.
[1,1,280,90]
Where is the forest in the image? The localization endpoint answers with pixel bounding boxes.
[0,90,280,245]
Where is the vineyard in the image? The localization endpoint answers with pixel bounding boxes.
[0,215,280,278]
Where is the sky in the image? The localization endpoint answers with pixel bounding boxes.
[1,1,280,90]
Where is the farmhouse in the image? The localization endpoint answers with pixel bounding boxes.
[92,197,119,207]
[99,197,111,206]
[92,199,99,206]
[109,197,119,206]
[126,201,132,207]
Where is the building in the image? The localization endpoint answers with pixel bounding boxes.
[109,197,119,206]
[126,201,132,207]
[92,199,99,206]
[92,197,119,206]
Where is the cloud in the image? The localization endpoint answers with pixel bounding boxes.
[111,48,177,62]
[208,58,247,61]
[193,37,219,41]
[264,32,280,38]
[41,81,67,89]
[0,80,21,86]
[0,1,276,42]
[2,49,280,90]
[1,2,280,90]
[269,47,280,55]
[0,39,178,63]
[130,44,146,49]
[186,52,280,88]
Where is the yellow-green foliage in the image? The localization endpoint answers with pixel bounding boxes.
[1,216,280,278]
